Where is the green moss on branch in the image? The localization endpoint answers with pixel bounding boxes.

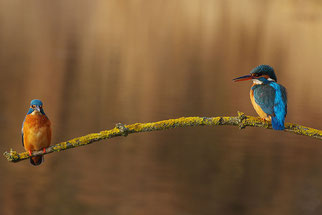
[4,112,322,163]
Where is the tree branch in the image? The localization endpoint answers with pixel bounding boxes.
[4,112,322,163]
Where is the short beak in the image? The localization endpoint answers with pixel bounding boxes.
[34,106,41,112]
[232,74,252,82]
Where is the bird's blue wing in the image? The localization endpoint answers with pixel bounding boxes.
[252,84,276,116]
[279,84,287,115]
[270,82,287,130]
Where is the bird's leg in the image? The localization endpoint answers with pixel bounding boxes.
[28,150,32,156]
[259,116,270,122]
[42,148,46,153]
[259,117,271,127]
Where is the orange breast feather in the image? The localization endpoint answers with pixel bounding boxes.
[23,114,51,151]
[250,87,271,121]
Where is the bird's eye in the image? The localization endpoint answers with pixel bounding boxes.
[252,73,261,77]
[31,105,35,108]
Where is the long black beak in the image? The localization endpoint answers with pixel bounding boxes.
[34,106,41,112]
[232,74,252,82]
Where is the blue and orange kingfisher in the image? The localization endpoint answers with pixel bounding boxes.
[22,99,51,165]
[233,65,287,130]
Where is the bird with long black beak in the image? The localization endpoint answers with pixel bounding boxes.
[233,65,287,130]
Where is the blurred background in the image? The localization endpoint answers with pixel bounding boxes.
[1,0,322,214]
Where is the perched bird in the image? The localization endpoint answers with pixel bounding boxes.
[22,99,51,165]
[233,65,287,130]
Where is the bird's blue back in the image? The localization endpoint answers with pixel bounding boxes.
[269,82,287,130]
[252,79,287,130]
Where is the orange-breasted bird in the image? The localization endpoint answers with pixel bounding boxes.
[22,99,51,165]
[233,65,287,130]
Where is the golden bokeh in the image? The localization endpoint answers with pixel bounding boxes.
[1,0,322,214]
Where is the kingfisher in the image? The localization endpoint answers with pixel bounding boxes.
[22,99,51,165]
[233,65,287,130]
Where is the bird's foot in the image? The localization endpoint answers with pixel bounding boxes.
[259,117,271,128]
[259,117,269,122]
[28,150,32,156]
[42,148,46,153]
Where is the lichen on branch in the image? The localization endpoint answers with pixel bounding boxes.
[4,112,322,163]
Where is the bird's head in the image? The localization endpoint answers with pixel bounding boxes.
[233,65,277,84]
[27,99,45,115]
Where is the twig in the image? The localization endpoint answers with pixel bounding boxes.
[4,112,322,163]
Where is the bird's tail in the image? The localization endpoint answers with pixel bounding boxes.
[271,116,285,130]
[30,155,43,166]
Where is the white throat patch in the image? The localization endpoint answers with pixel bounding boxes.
[267,78,275,82]
[31,111,42,115]
[252,78,276,85]
[252,79,262,85]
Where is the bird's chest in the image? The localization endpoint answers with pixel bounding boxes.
[250,84,271,120]
[23,115,50,150]
[24,114,49,130]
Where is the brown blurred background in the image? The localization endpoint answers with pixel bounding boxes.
[1,0,322,214]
